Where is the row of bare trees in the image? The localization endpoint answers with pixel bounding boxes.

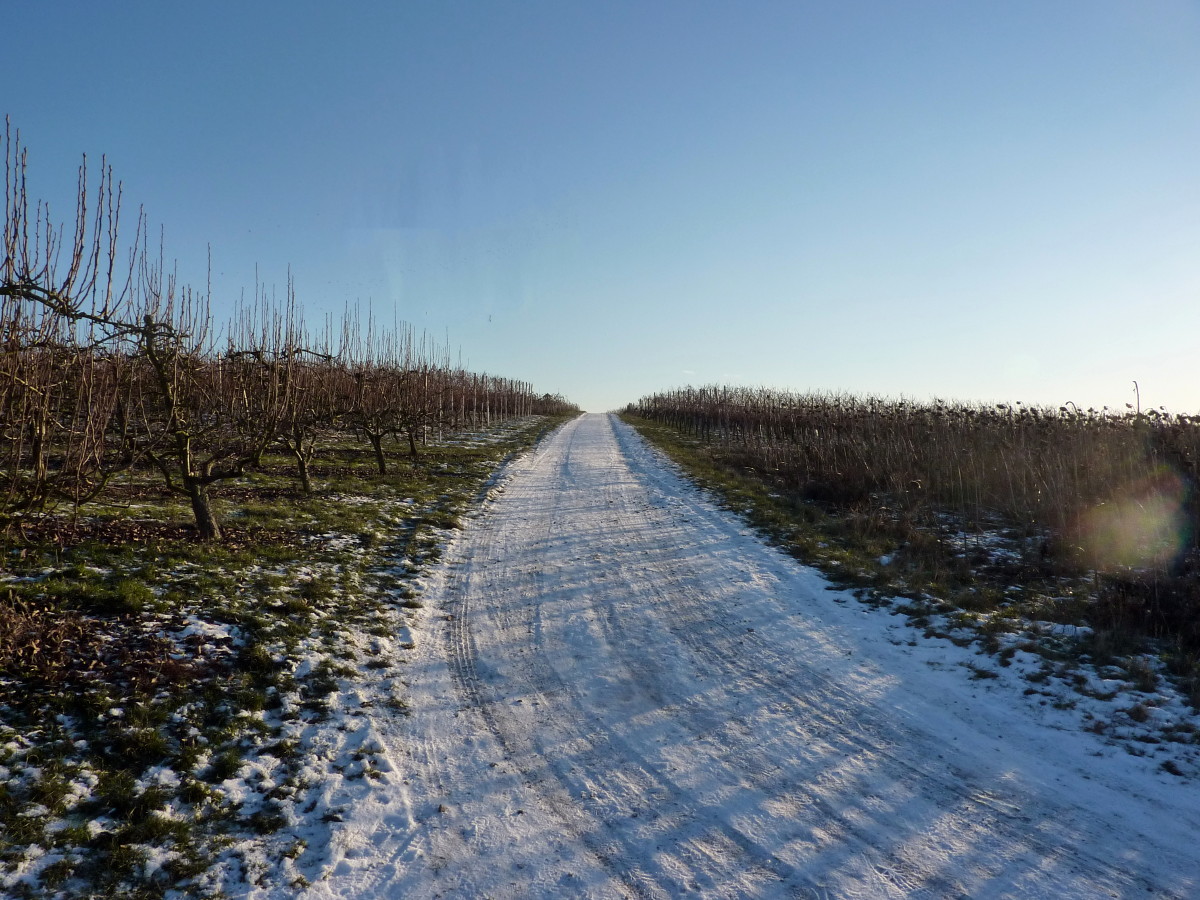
[2,122,576,540]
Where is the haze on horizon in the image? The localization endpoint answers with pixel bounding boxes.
[6,1,1199,414]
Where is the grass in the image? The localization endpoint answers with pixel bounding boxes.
[0,413,571,899]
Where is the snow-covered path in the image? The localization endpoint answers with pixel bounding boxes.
[304,413,1199,899]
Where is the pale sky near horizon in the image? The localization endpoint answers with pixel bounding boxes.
[6,1,1200,413]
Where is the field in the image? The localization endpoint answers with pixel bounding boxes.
[0,415,570,897]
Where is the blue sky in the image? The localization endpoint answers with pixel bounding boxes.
[7,1,1200,412]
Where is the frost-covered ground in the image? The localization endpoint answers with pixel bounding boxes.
[0,418,556,899]
[210,411,1200,900]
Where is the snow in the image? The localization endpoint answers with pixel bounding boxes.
[175,616,237,642]
[236,413,1200,898]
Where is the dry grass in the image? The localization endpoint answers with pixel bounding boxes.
[631,387,1200,651]
[0,592,202,690]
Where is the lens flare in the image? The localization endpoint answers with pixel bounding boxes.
[1074,467,1189,571]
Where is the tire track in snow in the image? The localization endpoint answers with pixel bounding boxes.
[445,563,660,898]
[448,555,816,899]
[442,419,772,897]
[441,421,662,899]
[557,421,1009,897]
[446,418,921,895]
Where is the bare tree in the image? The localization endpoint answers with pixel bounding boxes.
[125,264,296,540]
[277,349,347,493]
[343,321,427,473]
[0,119,141,533]
[265,299,349,494]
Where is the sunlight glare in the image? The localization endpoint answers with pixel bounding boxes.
[1075,468,1189,571]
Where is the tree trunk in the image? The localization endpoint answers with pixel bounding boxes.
[367,432,387,475]
[285,428,314,494]
[407,427,419,459]
[30,419,48,495]
[186,480,222,541]
[292,447,313,494]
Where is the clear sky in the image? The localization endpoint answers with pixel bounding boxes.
[6,1,1200,412]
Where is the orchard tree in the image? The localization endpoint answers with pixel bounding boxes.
[0,119,141,531]
[127,266,296,540]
